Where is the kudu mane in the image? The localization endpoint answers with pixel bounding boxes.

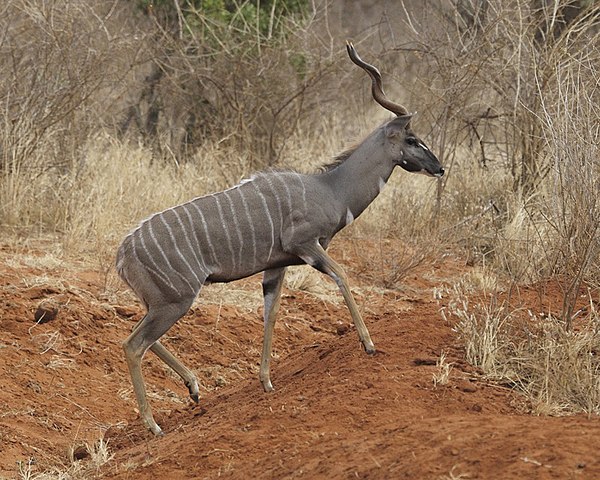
[318,145,359,173]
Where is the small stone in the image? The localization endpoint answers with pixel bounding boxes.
[114,305,138,318]
[413,358,437,366]
[34,300,59,324]
[459,381,478,393]
[336,324,349,336]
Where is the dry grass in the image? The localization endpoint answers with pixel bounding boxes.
[285,265,338,300]
[432,351,454,388]
[439,465,471,480]
[446,282,511,376]
[16,438,112,480]
[3,4,600,480]
[413,2,600,414]
[447,280,600,415]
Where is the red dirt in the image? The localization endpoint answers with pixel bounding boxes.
[1,239,599,479]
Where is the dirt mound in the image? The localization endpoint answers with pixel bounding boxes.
[1,241,600,479]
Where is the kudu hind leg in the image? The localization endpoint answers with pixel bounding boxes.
[260,267,286,392]
[150,341,200,403]
[123,299,193,435]
[295,242,375,353]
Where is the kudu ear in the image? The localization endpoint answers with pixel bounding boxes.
[385,114,413,138]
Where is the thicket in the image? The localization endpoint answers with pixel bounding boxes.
[1,0,599,414]
[121,0,317,164]
[411,0,600,414]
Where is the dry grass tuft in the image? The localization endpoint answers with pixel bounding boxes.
[439,464,471,480]
[16,438,112,480]
[432,351,454,388]
[447,281,600,415]
[285,265,337,299]
[447,284,511,376]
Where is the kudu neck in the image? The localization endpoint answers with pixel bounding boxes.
[322,129,395,221]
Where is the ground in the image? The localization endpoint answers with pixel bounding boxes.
[1,238,599,480]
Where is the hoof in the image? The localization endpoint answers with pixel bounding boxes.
[186,380,200,403]
[363,342,376,355]
[146,421,164,436]
[262,380,274,392]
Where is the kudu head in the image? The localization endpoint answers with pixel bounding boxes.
[346,41,444,178]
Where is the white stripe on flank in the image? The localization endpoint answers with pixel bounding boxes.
[237,187,257,272]
[275,174,295,237]
[134,226,179,293]
[293,172,307,213]
[252,182,275,261]
[263,175,284,239]
[189,201,218,267]
[159,215,202,286]
[170,208,210,277]
[223,190,244,272]
[213,195,237,272]
[180,204,210,276]
[147,220,196,294]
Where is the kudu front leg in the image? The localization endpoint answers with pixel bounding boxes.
[260,267,287,392]
[123,333,163,436]
[294,242,375,354]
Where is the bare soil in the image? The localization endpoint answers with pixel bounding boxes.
[1,238,599,479]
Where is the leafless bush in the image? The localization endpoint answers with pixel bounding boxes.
[535,47,600,325]
[118,1,342,168]
[0,1,343,236]
[389,1,600,286]
[0,1,144,169]
[404,1,600,415]
[0,0,148,228]
[401,1,599,193]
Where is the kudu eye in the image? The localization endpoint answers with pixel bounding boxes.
[406,137,418,147]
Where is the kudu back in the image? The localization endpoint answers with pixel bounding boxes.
[116,41,444,435]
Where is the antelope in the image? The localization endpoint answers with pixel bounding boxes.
[116,41,444,435]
